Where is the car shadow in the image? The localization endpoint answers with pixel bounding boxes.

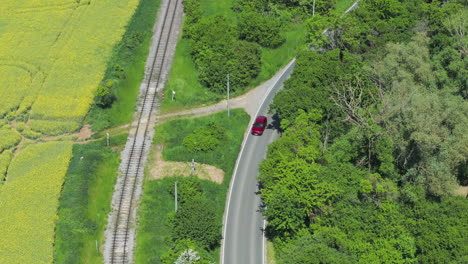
[266,113,282,134]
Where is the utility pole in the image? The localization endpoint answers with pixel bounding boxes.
[227,73,230,117]
[106,132,110,146]
[175,181,178,212]
[191,159,195,175]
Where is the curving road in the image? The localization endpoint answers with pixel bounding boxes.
[222,59,295,264]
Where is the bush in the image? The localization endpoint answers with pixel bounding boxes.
[238,11,285,48]
[94,83,116,108]
[182,122,226,152]
[230,41,262,89]
[172,198,222,249]
[168,176,203,204]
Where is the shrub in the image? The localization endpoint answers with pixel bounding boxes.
[230,41,262,89]
[238,11,285,48]
[94,84,116,108]
[168,176,203,204]
[182,122,225,152]
[172,198,222,249]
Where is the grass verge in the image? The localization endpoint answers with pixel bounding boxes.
[266,240,277,264]
[86,0,162,131]
[135,109,250,263]
[54,134,128,264]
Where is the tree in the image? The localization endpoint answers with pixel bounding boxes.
[442,8,467,57]
[94,81,116,108]
[371,35,468,196]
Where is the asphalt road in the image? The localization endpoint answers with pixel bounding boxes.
[222,61,295,264]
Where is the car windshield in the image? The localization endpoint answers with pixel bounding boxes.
[253,122,263,127]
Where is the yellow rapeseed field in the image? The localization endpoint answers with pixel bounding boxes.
[0,142,73,264]
[0,0,139,135]
[0,0,140,262]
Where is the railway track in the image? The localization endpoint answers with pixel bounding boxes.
[104,0,182,263]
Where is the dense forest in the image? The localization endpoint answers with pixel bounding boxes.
[258,0,468,263]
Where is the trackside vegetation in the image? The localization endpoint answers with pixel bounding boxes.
[260,0,468,263]
[87,0,162,132]
[54,135,127,264]
[135,109,249,263]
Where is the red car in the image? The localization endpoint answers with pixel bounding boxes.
[251,116,268,135]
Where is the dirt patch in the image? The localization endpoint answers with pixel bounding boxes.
[77,124,93,140]
[150,145,224,184]
[454,186,468,197]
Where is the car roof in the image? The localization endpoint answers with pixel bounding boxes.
[255,116,267,122]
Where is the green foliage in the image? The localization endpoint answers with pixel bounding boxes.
[372,35,468,196]
[137,111,248,262]
[0,127,21,152]
[402,196,468,264]
[278,230,354,264]
[54,137,122,263]
[183,122,226,152]
[305,14,333,48]
[188,15,263,94]
[94,83,116,108]
[237,11,285,48]
[169,176,203,204]
[264,1,468,263]
[182,0,202,39]
[260,111,340,238]
[173,198,222,249]
[230,41,262,88]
